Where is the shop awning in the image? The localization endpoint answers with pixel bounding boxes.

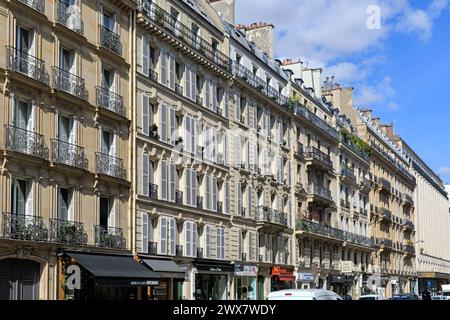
[141,259,185,279]
[194,259,234,273]
[275,275,296,282]
[66,252,160,287]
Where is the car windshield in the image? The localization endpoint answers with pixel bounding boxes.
[359,297,376,300]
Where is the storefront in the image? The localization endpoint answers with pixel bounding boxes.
[234,264,258,300]
[270,266,295,292]
[328,274,345,296]
[194,259,234,300]
[418,272,450,295]
[140,259,185,300]
[296,272,315,289]
[59,251,161,300]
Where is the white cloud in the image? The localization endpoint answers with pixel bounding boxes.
[354,76,395,106]
[439,167,450,176]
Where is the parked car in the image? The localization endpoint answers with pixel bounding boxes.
[392,293,419,300]
[431,295,447,300]
[267,289,343,300]
[359,294,386,300]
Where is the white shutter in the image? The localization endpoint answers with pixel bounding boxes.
[160,50,168,86]
[191,170,197,206]
[212,81,217,112]
[142,36,149,76]
[169,161,176,202]
[142,213,149,253]
[235,92,241,121]
[169,107,175,146]
[224,180,230,214]
[205,78,210,109]
[224,132,229,166]
[212,176,217,212]
[185,65,191,99]
[205,175,211,210]
[248,188,253,218]
[234,135,241,166]
[237,182,242,216]
[68,189,74,221]
[27,100,35,132]
[185,169,191,206]
[185,116,192,153]
[142,93,149,136]
[142,152,149,196]
[205,225,211,258]
[160,217,167,255]
[224,87,229,118]
[193,223,197,257]
[238,230,242,260]
[185,221,192,257]
[25,180,33,215]
[169,54,176,90]
[160,160,167,200]
[191,70,197,101]
[169,218,176,255]
[160,104,167,143]
[249,141,255,171]
[108,197,116,228]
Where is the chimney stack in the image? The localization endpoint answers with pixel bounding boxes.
[209,0,235,25]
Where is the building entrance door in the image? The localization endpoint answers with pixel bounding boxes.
[0,259,40,300]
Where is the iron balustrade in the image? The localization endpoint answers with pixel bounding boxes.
[1,212,48,241]
[52,67,88,100]
[176,244,183,257]
[95,152,126,179]
[361,178,372,190]
[296,143,304,156]
[305,147,333,169]
[290,101,339,139]
[196,95,204,106]
[51,139,87,169]
[148,69,159,82]
[196,196,203,209]
[378,177,391,191]
[5,125,47,159]
[381,208,392,221]
[404,245,415,255]
[56,0,84,34]
[148,241,158,254]
[403,219,415,231]
[99,25,122,55]
[50,218,87,245]
[96,86,126,117]
[403,194,414,206]
[341,167,356,181]
[256,207,288,226]
[18,0,45,13]
[382,239,393,248]
[149,183,158,199]
[137,0,230,71]
[308,185,333,201]
[94,225,126,249]
[6,46,49,84]
[175,190,183,205]
[217,201,223,214]
[175,83,183,95]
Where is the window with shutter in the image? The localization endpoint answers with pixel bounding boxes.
[160,50,168,86]
[142,213,148,253]
[160,104,167,143]
[142,36,149,76]
[224,180,230,214]
[169,218,176,255]
[237,182,242,216]
[205,175,211,210]
[160,216,167,255]
[235,92,241,121]
[142,153,149,196]
[205,225,211,258]
[142,93,149,136]
[185,65,191,100]
[212,176,217,212]
[169,161,176,202]
[160,160,168,200]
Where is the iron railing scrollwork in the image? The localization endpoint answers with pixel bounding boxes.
[256,207,288,226]
[6,46,49,84]
[96,86,126,116]
[52,67,88,100]
[95,152,126,179]
[50,218,87,245]
[18,0,45,13]
[56,0,84,34]
[99,25,122,55]
[51,139,87,169]
[5,125,47,159]
[2,212,48,241]
[94,225,126,249]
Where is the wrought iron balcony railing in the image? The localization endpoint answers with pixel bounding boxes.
[1,212,48,241]
[175,83,183,95]
[99,25,122,55]
[94,225,126,249]
[137,0,230,71]
[378,177,391,192]
[18,0,45,13]
[148,241,158,254]
[404,244,415,255]
[380,239,393,248]
[297,219,344,241]
[217,201,223,214]
[50,218,87,245]
[305,147,333,169]
[56,0,84,34]
[51,139,87,170]
[5,125,47,159]
[256,207,288,226]
[403,219,415,231]
[361,178,372,190]
[403,194,414,206]
[341,167,356,181]
[96,86,126,117]
[290,102,339,139]
[296,142,304,156]
[343,231,374,247]
[52,67,88,100]
[308,185,333,202]
[6,46,49,84]
[380,208,392,221]
[95,152,126,179]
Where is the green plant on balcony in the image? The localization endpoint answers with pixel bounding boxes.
[406,239,414,246]
[101,233,117,248]
[299,219,310,232]
[60,222,77,242]
[15,222,34,239]
[340,128,371,156]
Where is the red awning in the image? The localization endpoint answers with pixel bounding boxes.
[275,275,296,282]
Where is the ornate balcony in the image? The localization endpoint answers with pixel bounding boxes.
[305,147,333,170]
[18,0,45,13]
[5,125,47,159]
[381,238,393,249]
[137,0,229,71]
[175,83,183,95]
[52,67,88,101]
[56,0,84,34]
[403,219,415,231]
[148,241,158,254]
[340,167,356,182]
[95,152,126,179]
[99,25,122,55]
[94,225,126,249]
[96,87,126,117]
[297,219,344,242]
[1,212,48,241]
[343,231,374,248]
[378,177,391,193]
[217,201,223,214]
[380,208,392,222]
[307,185,333,203]
[403,244,415,256]
[403,194,414,207]
[290,102,339,140]
[50,218,87,245]
[51,139,87,170]
[6,46,49,84]
[361,178,372,191]
[295,142,304,157]
[256,207,288,230]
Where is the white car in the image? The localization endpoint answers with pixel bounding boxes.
[359,294,386,300]
[267,289,343,300]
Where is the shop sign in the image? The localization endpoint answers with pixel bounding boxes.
[341,261,353,273]
[235,264,258,276]
[297,273,314,282]
[271,266,293,276]
[129,280,159,286]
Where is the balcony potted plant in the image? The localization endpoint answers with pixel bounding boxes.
[101,232,118,248]
[15,222,34,240]
[60,222,78,243]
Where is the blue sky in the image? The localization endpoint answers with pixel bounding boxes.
[235,0,450,182]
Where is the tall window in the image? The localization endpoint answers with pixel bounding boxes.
[205,175,218,212]
[99,196,115,228]
[159,216,176,255]
[160,49,175,90]
[57,187,74,221]
[159,104,176,145]
[204,225,211,258]
[184,221,197,257]
[185,168,198,207]
[216,227,225,259]
[184,115,197,154]
[11,178,33,216]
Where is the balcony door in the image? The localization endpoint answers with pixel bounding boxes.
[100,129,115,157]
[100,196,115,228]
[60,47,76,74]
[102,67,115,93]
[13,98,34,133]
[64,0,82,31]
[11,178,33,219]
[15,26,35,76]
[57,187,74,221]
[101,7,116,32]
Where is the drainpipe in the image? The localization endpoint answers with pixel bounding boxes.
[130,8,137,255]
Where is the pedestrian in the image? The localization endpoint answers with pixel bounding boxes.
[421,288,432,300]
